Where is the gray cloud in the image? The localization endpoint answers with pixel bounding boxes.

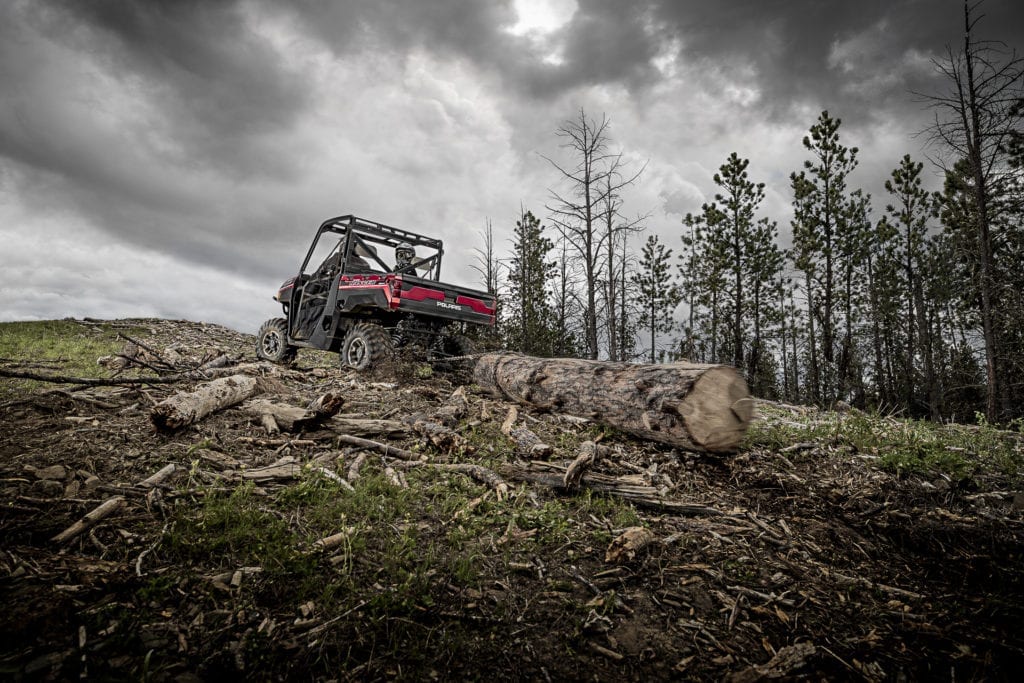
[0,0,1020,331]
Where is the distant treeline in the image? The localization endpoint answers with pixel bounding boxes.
[473,4,1024,424]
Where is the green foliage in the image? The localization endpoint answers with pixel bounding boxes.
[674,153,784,396]
[632,234,680,363]
[789,111,862,405]
[503,209,559,356]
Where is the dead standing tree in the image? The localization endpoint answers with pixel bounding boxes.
[920,0,1024,420]
[544,110,645,359]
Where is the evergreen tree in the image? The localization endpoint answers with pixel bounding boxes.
[745,217,786,397]
[835,189,873,404]
[678,209,730,363]
[884,155,938,415]
[708,152,766,372]
[632,234,680,363]
[865,215,901,408]
[503,210,557,356]
[790,111,861,405]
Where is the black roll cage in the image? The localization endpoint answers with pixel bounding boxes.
[299,215,444,281]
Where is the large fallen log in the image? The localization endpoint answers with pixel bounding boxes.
[474,354,753,453]
[150,374,261,432]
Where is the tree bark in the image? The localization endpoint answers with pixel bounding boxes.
[150,374,261,432]
[474,354,753,453]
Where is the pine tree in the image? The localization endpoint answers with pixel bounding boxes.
[632,234,680,364]
[884,155,938,415]
[707,153,766,372]
[503,210,557,357]
[745,217,785,397]
[835,189,873,403]
[790,111,861,405]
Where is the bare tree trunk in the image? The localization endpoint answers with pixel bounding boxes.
[915,280,941,420]
[474,353,753,453]
[805,273,821,405]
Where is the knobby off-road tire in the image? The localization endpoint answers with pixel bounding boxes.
[340,323,394,371]
[256,318,297,364]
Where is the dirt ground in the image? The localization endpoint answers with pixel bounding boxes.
[1,319,1022,681]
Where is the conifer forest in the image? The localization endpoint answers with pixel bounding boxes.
[485,4,1024,425]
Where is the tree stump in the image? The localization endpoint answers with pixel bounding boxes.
[474,354,753,453]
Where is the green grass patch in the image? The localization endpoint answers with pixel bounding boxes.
[747,407,1023,483]
[0,319,144,398]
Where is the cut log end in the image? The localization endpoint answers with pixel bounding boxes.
[671,366,752,453]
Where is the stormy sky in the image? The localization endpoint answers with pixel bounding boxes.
[1,0,1021,333]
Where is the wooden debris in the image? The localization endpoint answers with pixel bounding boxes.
[150,374,262,432]
[605,526,656,563]
[334,434,424,462]
[242,392,344,432]
[433,386,470,426]
[503,463,728,515]
[564,441,611,490]
[347,453,367,481]
[396,461,510,500]
[726,641,817,683]
[407,417,470,454]
[139,463,177,488]
[331,417,409,437]
[384,466,408,488]
[52,496,125,544]
[241,456,302,482]
[261,413,281,435]
[475,353,753,452]
[0,367,188,386]
[500,406,552,458]
[310,527,357,553]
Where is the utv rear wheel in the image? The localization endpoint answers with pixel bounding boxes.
[256,318,297,363]
[341,323,393,371]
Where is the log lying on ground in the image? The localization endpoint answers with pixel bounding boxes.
[242,393,344,432]
[474,354,754,453]
[150,374,261,432]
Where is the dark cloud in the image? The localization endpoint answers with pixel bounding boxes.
[4,0,311,180]
[649,0,1024,120]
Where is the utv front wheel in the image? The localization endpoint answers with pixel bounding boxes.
[256,318,297,363]
[340,323,393,371]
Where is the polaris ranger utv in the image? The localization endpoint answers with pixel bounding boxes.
[256,215,495,370]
